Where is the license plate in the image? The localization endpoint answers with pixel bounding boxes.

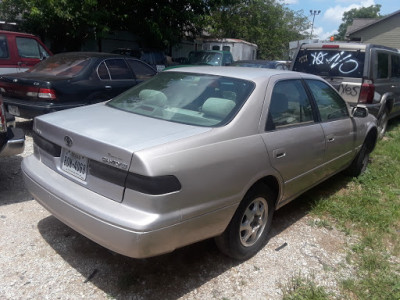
[61,149,88,181]
[8,105,20,116]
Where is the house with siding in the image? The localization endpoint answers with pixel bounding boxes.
[346,10,400,49]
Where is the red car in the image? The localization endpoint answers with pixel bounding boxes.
[0,30,52,75]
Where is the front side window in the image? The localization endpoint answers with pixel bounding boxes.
[107,72,254,127]
[0,35,9,58]
[293,49,365,78]
[267,79,314,130]
[16,37,41,59]
[306,79,349,122]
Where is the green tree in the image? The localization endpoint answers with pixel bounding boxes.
[0,0,238,52]
[206,0,308,59]
[334,4,382,41]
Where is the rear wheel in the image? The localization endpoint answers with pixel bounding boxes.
[377,108,389,139]
[215,185,275,260]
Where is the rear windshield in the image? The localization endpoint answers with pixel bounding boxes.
[293,49,365,78]
[107,72,254,127]
[27,55,91,76]
[188,52,223,66]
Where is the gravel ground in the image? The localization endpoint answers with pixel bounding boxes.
[0,119,358,299]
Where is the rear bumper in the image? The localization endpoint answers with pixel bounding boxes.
[0,127,25,157]
[3,97,84,119]
[22,155,235,258]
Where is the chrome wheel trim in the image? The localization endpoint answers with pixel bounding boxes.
[239,197,268,247]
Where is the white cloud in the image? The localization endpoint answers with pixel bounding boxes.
[320,0,375,38]
[279,0,299,5]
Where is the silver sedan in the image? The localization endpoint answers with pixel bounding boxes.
[22,66,377,260]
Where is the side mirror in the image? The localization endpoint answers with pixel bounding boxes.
[352,105,368,118]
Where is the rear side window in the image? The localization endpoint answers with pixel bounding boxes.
[377,53,389,79]
[391,55,400,78]
[266,79,314,130]
[126,59,156,79]
[104,59,134,80]
[0,35,9,58]
[293,49,365,78]
[16,37,41,59]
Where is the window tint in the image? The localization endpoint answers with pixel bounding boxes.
[97,62,110,80]
[377,53,389,79]
[293,49,365,78]
[267,80,314,130]
[306,79,349,122]
[105,59,133,80]
[391,55,400,78]
[0,35,9,58]
[127,59,156,79]
[16,37,41,58]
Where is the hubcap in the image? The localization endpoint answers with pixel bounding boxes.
[239,197,268,247]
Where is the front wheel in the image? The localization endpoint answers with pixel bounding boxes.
[215,185,275,260]
[344,142,370,177]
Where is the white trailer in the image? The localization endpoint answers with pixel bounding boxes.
[201,38,258,61]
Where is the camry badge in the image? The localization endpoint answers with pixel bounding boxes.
[64,136,73,147]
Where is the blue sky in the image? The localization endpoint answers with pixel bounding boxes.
[280,0,399,40]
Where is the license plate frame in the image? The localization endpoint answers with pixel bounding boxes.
[61,149,88,181]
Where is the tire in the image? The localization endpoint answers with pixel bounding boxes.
[344,142,370,177]
[215,184,275,260]
[377,109,389,139]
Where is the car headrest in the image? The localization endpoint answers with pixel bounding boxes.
[202,97,236,119]
[139,89,167,106]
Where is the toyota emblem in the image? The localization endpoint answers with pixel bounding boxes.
[64,136,73,147]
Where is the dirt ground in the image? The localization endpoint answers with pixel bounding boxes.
[0,119,357,299]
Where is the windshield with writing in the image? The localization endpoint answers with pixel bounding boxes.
[293,49,365,78]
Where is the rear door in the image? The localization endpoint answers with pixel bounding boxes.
[97,58,138,100]
[261,78,326,201]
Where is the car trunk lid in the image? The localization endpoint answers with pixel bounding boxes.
[33,102,210,202]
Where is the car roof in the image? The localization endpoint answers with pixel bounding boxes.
[52,52,124,58]
[164,66,316,81]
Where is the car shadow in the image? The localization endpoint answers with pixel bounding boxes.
[0,119,34,205]
[36,171,350,299]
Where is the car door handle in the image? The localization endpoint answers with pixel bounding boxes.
[273,149,286,159]
[327,135,335,142]
[105,86,112,90]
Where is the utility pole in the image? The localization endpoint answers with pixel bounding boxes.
[310,10,321,39]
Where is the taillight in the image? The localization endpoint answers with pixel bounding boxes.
[26,87,57,100]
[359,80,375,104]
[38,88,57,100]
[0,97,6,132]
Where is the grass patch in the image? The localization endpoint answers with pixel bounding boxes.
[306,120,400,299]
[281,274,331,300]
